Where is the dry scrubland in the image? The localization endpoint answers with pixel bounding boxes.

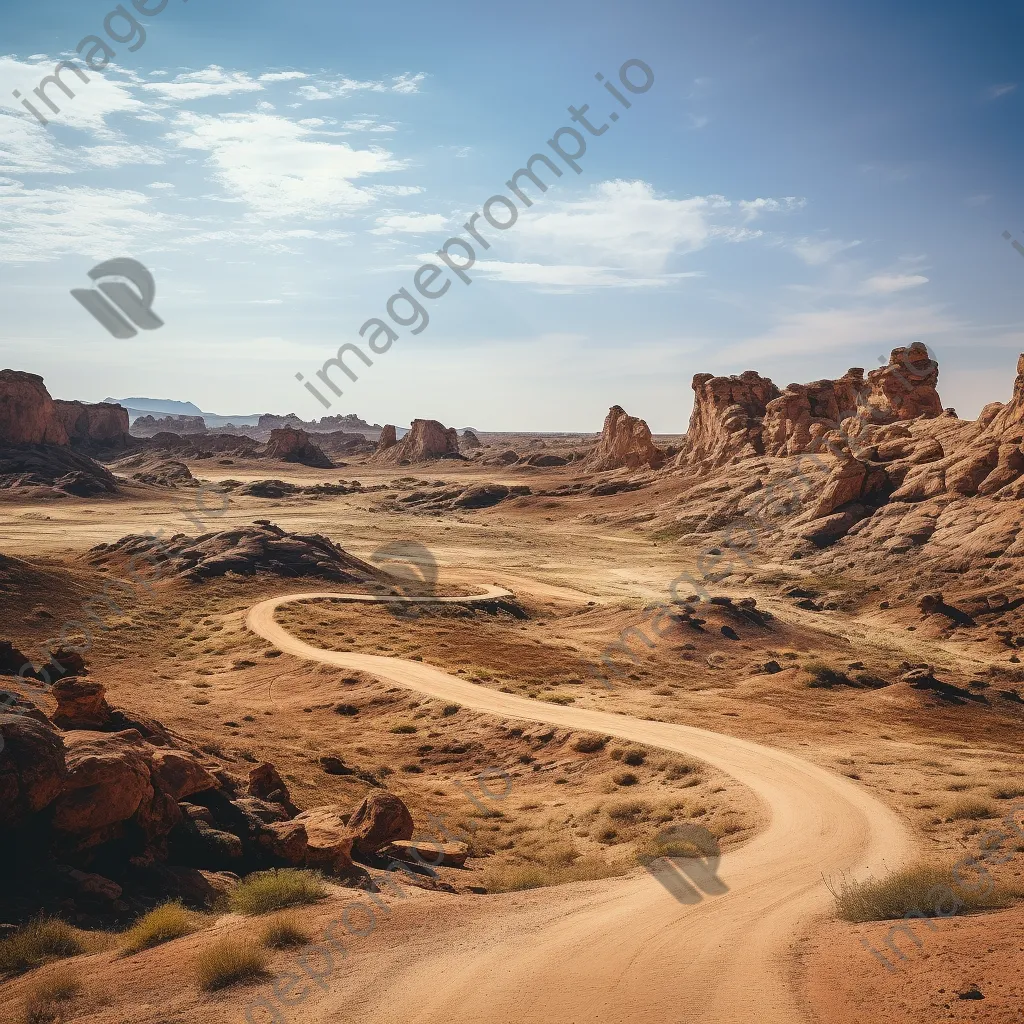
[2,351,1024,1023]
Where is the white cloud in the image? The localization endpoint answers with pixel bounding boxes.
[79,143,165,168]
[164,111,407,218]
[0,180,181,262]
[789,235,861,265]
[739,197,805,219]
[371,212,449,235]
[0,56,149,134]
[141,67,264,102]
[861,273,929,294]
[148,181,175,190]
[259,72,308,82]
[726,304,963,361]
[473,260,703,291]
[501,180,794,280]
[342,118,397,132]
[296,72,426,101]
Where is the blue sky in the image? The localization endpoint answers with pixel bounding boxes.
[1,0,1021,431]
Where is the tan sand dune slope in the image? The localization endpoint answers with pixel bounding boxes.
[247,590,915,1024]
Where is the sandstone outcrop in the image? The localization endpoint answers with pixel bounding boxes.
[762,370,865,457]
[677,371,781,469]
[262,427,333,468]
[0,370,69,445]
[462,429,482,448]
[586,406,665,471]
[370,419,462,465]
[377,424,398,451]
[53,400,130,450]
[864,343,942,422]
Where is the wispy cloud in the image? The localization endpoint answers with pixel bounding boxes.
[141,67,265,102]
[789,235,861,265]
[987,83,1017,100]
[297,72,426,101]
[861,272,929,294]
[371,212,450,234]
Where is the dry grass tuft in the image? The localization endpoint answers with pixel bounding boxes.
[195,937,270,991]
[829,861,1024,922]
[22,964,82,1024]
[258,913,312,949]
[0,919,91,977]
[120,902,196,955]
[944,797,996,821]
[229,869,327,916]
[482,856,624,892]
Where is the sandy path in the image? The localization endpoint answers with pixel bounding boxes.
[247,590,916,1024]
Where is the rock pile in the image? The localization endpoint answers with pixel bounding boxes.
[86,521,389,584]
[131,414,207,437]
[0,675,418,923]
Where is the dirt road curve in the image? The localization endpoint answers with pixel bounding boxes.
[247,590,915,1024]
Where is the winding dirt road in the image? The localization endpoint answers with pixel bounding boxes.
[247,589,916,1024]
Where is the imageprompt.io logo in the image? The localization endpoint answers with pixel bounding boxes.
[368,540,439,620]
[639,824,729,904]
[71,258,164,339]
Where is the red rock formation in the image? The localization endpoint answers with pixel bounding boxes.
[370,419,461,464]
[762,370,866,457]
[677,371,781,469]
[586,405,665,471]
[53,400,130,449]
[0,370,69,445]
[263,426,333,468]
[864,343,942,422]
[377,424,398,451]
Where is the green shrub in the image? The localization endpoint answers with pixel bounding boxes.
[228,870,327,916]
[120,902,196,955]
[804,661,853,688]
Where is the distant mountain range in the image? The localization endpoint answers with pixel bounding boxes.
[106,397,280,428]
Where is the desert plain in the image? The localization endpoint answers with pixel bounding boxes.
[1,346,1023,1024]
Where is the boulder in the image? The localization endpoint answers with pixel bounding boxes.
[346,791,414,857]
[278,806,354,874]
[50,729,154,838]
[149,748,218,801]
[50,677,111,730]
[370,419,461,465]
[461,429,482,449]
[384,839,470,868]
[248,762,298,816]
[585,406,665,472]
[377,424,398,451]
[0,714,67,828]
[864,343,942,422]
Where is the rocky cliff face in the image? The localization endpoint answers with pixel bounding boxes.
[262,427,334,468]
[370,419,462,464]
[131,414,207,437]
[677,370,781,469]
[586,405,665,471]
[0,370,69,445]
[54,400,130,450]
[762,371,865,457]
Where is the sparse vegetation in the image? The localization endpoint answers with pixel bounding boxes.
[22,965,82,1024]
[120,902,196,955]
[229,869,327,915]
[803,660,853,688]
[0,919,89,977]
[944,797,996,821]
[829,861,1024,922]
[259,913,312,949]
[390,723,417,734]
[572,733,607,753]
[195,938,270,991]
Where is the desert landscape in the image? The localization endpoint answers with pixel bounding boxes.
[2,345,1024,1024]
